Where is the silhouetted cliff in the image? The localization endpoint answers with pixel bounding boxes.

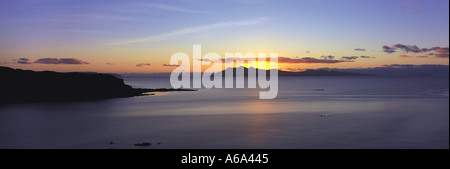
[0,67,191,105]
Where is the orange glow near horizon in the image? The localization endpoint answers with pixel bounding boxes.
[2,58,449,74]
[1,46,449,74]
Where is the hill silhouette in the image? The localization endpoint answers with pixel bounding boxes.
[0,66,192,105]
[219,67,371,76]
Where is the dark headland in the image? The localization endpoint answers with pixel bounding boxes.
[0,66,194,105]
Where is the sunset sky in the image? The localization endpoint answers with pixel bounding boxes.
[0,0,448,73]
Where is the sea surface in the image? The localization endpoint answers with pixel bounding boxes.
[0,76,448,149]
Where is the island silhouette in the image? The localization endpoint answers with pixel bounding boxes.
[219,67,371,77]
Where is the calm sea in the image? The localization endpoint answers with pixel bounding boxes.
[0,77,448,149]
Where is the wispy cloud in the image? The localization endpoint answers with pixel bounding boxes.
[162,64,180,67]
[136,63,151,67]
[34,58,89,65]
[198,54,370,64]
[398,1,422,13]
[284,68,306,72]
[20,13,152,23]
[382,45,397,54]
[50,29,112,34]
[341,56,359,60]
[382,44,448,54]
[106,17,268,45]
[360,56,375,59]
[143,3,210,14]
[16,58,33,64]
[382,44,449,59]
[62,13,152,22]
[399,54,449,59]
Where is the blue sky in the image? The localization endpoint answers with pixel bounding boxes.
[0,0,448,73]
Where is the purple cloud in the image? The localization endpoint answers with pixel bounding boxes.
[17,58,33,64]
[162,64,180,67]
[360,56,375,59]
[434,54,449,59]
[383,44,449,54]
[341,56,359,60]
[34,58,89,64]
[136,63,151,67]
[382,44,449,60]
[382,45,397,54]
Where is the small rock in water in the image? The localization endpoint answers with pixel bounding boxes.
[110,141,115,144]
[134,142,152,147]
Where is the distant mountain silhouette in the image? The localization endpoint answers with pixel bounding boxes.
[322,64,449,77]
[118,67,373,78]
[120,65,450,78]
[0,67,192,105]
[219,67,371,76]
